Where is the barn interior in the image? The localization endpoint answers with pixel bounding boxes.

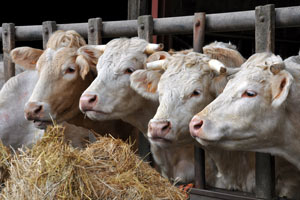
[0,0,299,59]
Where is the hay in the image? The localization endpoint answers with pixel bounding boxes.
[0,141,11,186]
[0,125,186,200]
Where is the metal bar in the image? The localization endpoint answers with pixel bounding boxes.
[88,18,102,45]
[193,12,206,189]
[137,15,153,162]
[255,4,276,199]
[2,23,15,82]
[42,21,57,49]
[0,6,298,41]
[189,188,262,200]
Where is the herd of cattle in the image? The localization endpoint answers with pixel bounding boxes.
[0,30,300,198]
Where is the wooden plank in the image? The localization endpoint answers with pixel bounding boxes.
[2,23,15,82]
[254,4,276,199]
[138,15,153,42]
[88,18,102,45]
[42,21,57,49]
[136,15,154,162]
[193,12,206,189]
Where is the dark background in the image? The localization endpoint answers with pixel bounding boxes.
[1,0,300,59]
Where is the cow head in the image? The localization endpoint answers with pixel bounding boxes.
[145,42,245,147]
[11,30,102,129]
[189,52,293,151]
[79,38,163,122]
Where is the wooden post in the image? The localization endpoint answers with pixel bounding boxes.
[137,15,153,162]
[2,23,15,82]
[193,12,206,189]
[128,0,148,20]
[255,4,275,199]
[88,18,102,45]
[42,21,57,49]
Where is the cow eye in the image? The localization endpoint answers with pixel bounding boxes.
[125,68,135,74]
[191,89,201,97]
[242,90,257,98]
[66,67,76,74]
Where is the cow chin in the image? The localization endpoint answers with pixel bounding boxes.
[33,120,52,130]
[85,110,117,121]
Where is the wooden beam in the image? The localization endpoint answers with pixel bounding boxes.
[2,23,15,82]
[42,21,57,49]
[193,12,206,189]
[254,4,276,199]
[88,18,102,45]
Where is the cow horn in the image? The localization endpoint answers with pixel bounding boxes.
[208,59,227,74]
[146,60,166,70]
[270,63,285,75]
[144,43,164,54]
[94,45,106,53]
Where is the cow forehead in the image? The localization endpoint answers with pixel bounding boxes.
[96,38,148,71]
[37,48,77,72]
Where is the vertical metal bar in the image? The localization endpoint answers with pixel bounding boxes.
[2,23,15,82]
[255,4,276,199]
[127,0,148,20]
[88,18,102,45]
[137,15,153,162]
[193,12,206,189]
[42,21,57,50]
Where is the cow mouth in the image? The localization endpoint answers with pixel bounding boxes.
[33,120,52,129]
[148,137,172,144]
[85,109,111,115]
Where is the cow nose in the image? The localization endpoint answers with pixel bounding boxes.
[80,93,98,112]
[148,120,171,138]
[25,102,44,120]
[189,115,204,138]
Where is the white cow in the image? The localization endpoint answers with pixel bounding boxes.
[0,70,43,149]
[189,52,300,198]
[146,43,257,191]
[79,37,206,184]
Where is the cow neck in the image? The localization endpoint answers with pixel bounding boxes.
[151,142,194,183]
[122,98,159,134]
[277,119,300,171]
[204,147,255,190]
[67,112,99,130]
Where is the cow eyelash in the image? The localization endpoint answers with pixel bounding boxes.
[125,68,135,74]
[242,90,257,98]
[191,89,201,97]
[65,67,76,73]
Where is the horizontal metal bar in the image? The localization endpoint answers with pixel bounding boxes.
[189,188,262,200]
[2,6,300,41]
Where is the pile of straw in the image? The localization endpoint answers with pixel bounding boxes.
[0,141,10,186]
[0,125,186,200]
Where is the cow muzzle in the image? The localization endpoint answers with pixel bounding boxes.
[80,92,98,113]
[148,120,171,142]
[25,101,46,121]
[189,115,204,138]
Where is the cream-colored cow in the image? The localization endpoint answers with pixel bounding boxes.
[11,30,135,142]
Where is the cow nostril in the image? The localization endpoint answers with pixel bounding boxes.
[193,120,203,130]
[162,122,170,131]
[34,105,43,114]
[88,95,97,104]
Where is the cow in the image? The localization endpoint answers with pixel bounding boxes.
[78,37,207,184]
[10,30,136,143]
[146,42,257,191]
[189,52,300,198]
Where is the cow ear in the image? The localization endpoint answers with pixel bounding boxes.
[130,69,162,101]
[209,74,229,97]
[271,70,293,108]
[76,45,104,79]
[10,47,43,70]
